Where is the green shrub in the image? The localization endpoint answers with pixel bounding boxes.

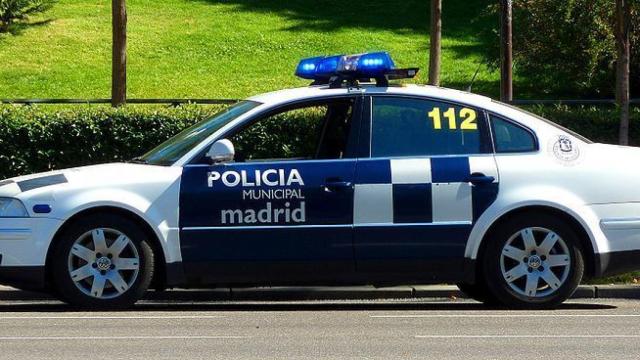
[478,1,639,97]
[0,0,55,32]
[0,104,223,179]
[522,105,640,145]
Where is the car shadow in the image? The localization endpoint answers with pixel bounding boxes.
[0,297,618,313]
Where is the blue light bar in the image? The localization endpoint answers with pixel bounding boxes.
[295,55,344,80]
[295,56,325,80]
[295,51,417,86]
[315,55,343,79]
[337,52,395,77]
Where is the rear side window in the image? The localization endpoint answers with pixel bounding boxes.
[370,97,489,157]
[490,115,537,153]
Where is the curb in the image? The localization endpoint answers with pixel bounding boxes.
[0,284,638,302]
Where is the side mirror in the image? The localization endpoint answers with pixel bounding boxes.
[206,139,235,163]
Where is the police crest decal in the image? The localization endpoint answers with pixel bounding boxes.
[549,135,581,165]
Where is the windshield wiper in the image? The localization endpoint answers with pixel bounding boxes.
[129,157,149,164]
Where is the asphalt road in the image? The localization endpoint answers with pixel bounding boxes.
[0,297,639,359]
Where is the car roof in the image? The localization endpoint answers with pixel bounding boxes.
[247,84,493,109]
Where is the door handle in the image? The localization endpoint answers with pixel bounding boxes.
[322,179,352,192]
[466,172,495,185]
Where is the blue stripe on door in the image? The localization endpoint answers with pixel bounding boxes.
[471,183,499,222]
[392,184,433,223]
[354,223,472,261]
[430,157,470,183]
[355,159,391,184]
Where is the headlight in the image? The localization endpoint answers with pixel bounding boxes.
[0,198,29,217]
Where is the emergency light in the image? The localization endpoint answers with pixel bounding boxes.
[295,52,418,87]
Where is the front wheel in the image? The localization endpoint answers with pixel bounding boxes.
[51,213,154,309]
[482,213,584,309]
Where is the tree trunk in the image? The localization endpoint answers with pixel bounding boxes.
[428,0,442,86]
[500,0,513,102]
[111,0,127,107]
[616,0,631,145]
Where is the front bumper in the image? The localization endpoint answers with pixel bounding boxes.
[0,217,62,290]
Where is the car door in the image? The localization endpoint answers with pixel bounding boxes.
[179,97,362,284]
[353,95,499,281]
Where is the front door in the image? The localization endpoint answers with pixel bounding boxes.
[179,97,362,284]
[353,95,499,281]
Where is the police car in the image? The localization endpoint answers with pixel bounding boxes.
[0,52,638,309]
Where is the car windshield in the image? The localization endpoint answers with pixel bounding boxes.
[137,100,261,166]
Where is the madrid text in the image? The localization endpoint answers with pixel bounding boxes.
[207,169,306,225]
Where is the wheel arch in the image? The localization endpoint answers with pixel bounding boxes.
[45,206,168,291]
[472,205,597,279]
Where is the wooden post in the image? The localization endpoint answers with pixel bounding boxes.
[616,0,631,145]
[111,0,127,107]
[428,0,442,86]
[499,0,513,102]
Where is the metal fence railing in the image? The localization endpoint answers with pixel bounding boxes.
[0,98,239,105]
[0,98,638,106]
[510,99,640,106]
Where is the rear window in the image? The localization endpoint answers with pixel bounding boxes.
[491,115,537,153]
[491,100,593,144]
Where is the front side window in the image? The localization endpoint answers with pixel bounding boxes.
[228,98,356,162]
[371,97,488,157]
[490,115,537,153]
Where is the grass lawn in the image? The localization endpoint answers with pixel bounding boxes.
[0,0,500,99]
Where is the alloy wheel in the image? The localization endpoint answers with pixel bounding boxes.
[67,228,140,299]
[499,227,571,298]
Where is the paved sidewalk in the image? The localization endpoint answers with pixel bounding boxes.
[0,284,639,301]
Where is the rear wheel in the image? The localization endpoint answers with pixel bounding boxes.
[51,213,154,309]
[482,213,584,309]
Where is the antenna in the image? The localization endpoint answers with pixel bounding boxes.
[466,62,482,92]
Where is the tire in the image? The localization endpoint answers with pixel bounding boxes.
[51,213,154,309]
[456,281,498,305]
[482,213,584,309]
[456,282,487,302]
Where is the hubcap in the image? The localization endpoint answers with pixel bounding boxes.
[67,228,140,299]
[500,227,571,298]
[96,257,112,271]
[527,255,542,269]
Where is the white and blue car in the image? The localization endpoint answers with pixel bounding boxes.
[0,52,638,309]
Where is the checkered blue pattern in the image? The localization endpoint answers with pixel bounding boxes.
[353,156,497,225]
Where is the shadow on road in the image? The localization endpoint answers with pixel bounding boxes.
[0,300,617,313]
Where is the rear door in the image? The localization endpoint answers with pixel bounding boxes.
[353,95,499,281]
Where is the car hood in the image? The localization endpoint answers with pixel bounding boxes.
[0,163,181,199]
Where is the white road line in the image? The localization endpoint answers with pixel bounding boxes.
[0,335,248,341]
[0,315,226,320]
[415,335,640,339]
[371,314,640,318]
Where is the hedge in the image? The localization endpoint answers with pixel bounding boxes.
[521,105,640,146]
[0,104,223,179]
[0,103,639,180]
